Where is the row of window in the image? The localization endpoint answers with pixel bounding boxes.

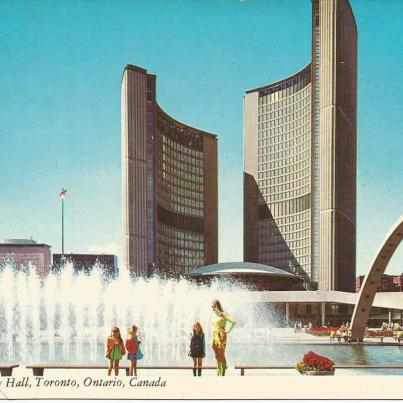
[264,187,310,203]
[258,114,310,131]
[258,244,311,257]
[258,80,311,105]
[158,224,204,243]
[161,143,204,166]
[258,141,310,157]
[158,182,203,201]
[258,105,310,124]
[258,159,310,178]
[261,178,310,196]
[159,190,203,209]
[161,160,203,178]
[258,168,310,187]
[163,192,203,209]
[161,169,203,184]
[158,199,203,217]
[258,96,310,116]
[258,148,310,164]
[258,132,310,148]
[258,219,310,234]
[264,193,311,219]
[275,211,310,225]
[272,234,311,248]
[276,222,310,234]
[258,85,311,113]
[159,172,204,192]
[260,211,310,226]
[258,234,310,249]
[258,122,311,139]
[282,230,310,244]
[159,122,204,155]
[157,244,205,259]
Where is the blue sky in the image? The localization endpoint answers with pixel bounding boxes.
[0,0,402,275]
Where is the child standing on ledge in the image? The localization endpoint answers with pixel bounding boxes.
[126,325,140,376]
[188,322,206,376]
[106,327,126,376]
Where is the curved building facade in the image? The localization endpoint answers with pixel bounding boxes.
[244,0,357,291]
[122,65,218,276]
[245,66,312,282]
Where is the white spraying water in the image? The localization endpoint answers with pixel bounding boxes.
[0,263,284,365]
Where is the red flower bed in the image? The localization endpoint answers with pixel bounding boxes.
[306,327,339,336]
[309,327,339,333]
[303,351,335,371]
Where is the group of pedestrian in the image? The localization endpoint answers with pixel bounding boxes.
[381,321,401,331]
[329,326,351,343]
[105,299,236,377]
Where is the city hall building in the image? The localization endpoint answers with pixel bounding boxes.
[121,65,218,277]
[244,0,357,292]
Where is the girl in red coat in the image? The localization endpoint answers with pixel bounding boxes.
[125,325,140,376]
[106,327,126,376]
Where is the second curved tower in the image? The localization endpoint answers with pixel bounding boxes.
[244,0,357,291]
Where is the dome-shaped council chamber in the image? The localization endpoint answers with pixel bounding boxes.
[186,261,304,291]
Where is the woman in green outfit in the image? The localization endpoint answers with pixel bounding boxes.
[211,299,236,376]
[106,327,126,376]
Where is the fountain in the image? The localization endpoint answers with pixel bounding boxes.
[2,262,403,375]
[0,262,283,366]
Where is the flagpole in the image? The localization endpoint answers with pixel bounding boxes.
[60,188,67,256]
[62,196,64,256]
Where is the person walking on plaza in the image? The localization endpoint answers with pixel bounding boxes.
[211,299,236,376]
[106,327,126,376]
[126,325,140,376]
[336,328,342,343]
[188,322,206,376]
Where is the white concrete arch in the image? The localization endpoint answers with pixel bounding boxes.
[351,215,403,341]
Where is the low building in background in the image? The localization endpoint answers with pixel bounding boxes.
[53,254,118,276]
[356,274,403,293]
[186,261,304,291]
[248,290,403,328]
[0,239,51,276]
[393,275,403,291]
